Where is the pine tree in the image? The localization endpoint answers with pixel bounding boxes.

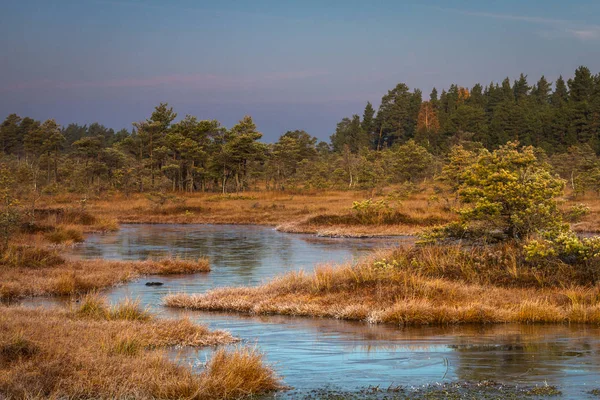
[501,77,514,102]
[415,101,440,149]
[376,83,418,147]
[532,75,551,105]
[0,114,22,155]
[361,102,376,149]
[513,74,530,103]
[330,115,366,153]
[552,76,569,106]
[429,88,439,109]
[569,66,594,102]
[468,84,485,108]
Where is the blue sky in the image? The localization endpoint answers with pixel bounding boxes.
[1,0,599,142]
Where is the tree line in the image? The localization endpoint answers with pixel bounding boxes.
[1,65,599,194]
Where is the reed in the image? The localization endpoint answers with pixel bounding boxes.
[136,257,211,275]
[44,225,84,244]
[0,302,280,399]
[165,243,600,326]
[31,187,456,237]
[74,293,152,321]
[26,186,600,239]
[0,248,211,300]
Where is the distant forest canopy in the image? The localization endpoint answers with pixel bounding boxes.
[1,65,600,193]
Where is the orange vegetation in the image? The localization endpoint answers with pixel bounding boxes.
[165,243,600,326]
[0,246,210,300]
[0,299,281,399]
[31,187,456,237]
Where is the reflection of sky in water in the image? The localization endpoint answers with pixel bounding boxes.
[58,225,600,396]
[66,224,408,294]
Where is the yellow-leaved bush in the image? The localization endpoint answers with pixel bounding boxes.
[422,142,566,243]
[420,142,600,267]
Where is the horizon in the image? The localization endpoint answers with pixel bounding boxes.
[1,0,600,142]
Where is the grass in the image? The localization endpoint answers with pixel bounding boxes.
[44,224,85,244]
[74,293,152,321]
[136,257,211,275]
[0,247,211,300]
[19,185,600,238]
[29,188,456,237]
[0,301,281,399]
[562,193,600,233]
[165,243,600,326]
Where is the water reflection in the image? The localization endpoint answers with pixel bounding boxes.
[54,225,600,396]
[67,224,407,294]
[449,325,600,384]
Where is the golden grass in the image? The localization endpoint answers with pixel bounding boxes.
[30,187,456,237]
[75,293,152,321]
[562,192,600,233]
[0,302,281,399]
[165,244,600,326]
[0,247,211,300]
[137,257,211,275]
[25,185,600,237]
[44,224,85,244]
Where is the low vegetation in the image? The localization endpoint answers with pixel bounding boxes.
[0,300,281,399]
[0,246,210,300]
[299,382,564,400]
[167,144,600,326]
[165,243,600,325]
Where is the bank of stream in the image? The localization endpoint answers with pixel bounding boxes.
[25,224,600,398]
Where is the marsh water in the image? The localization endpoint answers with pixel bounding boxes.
[41,225,600,397]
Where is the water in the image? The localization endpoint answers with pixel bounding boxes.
[44,225,600,397]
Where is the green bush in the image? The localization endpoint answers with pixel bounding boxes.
[564,203,590,223]
[351,199,393,224]
[524,231,600,263]
[424,142,565,242]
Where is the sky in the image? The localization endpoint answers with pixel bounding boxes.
[1,0,599,142]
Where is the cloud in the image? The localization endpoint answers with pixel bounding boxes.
[565,28,600,40]
[435,7,600,41]
[2,70,330,92]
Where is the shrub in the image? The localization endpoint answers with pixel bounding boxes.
[424,142,566,242]
[145,192,178,209]
[351,199,392,224]
[564,203,591,223]
[0,165,21,251]
[387,182,422,200]
[524,231,600,263]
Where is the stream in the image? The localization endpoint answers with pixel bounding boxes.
[31,224,600,398]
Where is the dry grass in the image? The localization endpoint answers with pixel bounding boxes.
[136,257,211,275]
[44,224,85,244]
[74,293,152,321]
[25,186,600,238]
[30,188,455,237]
[562,192,600,233]
[30,208,119,233]
[165,244,600,326]
[0,247,211,300]
[0,302,281,399]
